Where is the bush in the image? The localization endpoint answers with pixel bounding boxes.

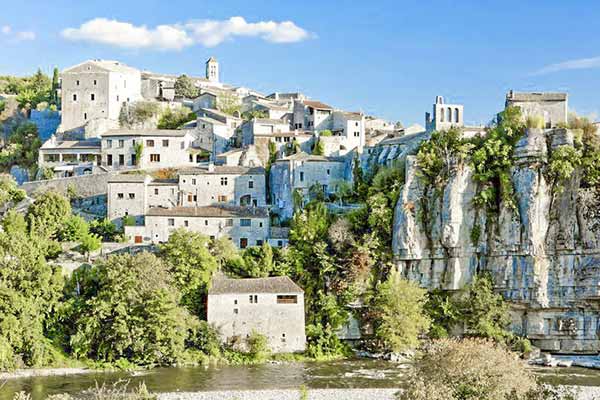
[397,339,537,400]
[60,215,89,242]
[157,108,197,129]
[90,219,120,241]
[247,330,270,361]
[26,190,71,238]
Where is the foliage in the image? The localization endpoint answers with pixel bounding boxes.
[90,219,120,242]
[397,338,538,400]
[26,190,72,238]
[7,69,53,110]
[0,229,64,370]
[247,330,270,361]
[133,142,143,167]
[158,229,218,317]
[157,108,197,129]
[63,253,191,365]
[2,209,28,235]
[4,122,42,170]
[547,145,582,192]
[78,233,102,260]
[186,320,222,358]
[174,75,198,99]
[424,289,461,339]
[122,215,136,227]
[226,242,275,278]
[525,114,545,129]
[312,139,325,155]
[319,129,333,137]
[217,92,241,116]
[119,101,161,128]
[0,174,26,209]
[40,166,55,180]
[242,109,268,121]
[60,215,90,242]
[373,269,430,352]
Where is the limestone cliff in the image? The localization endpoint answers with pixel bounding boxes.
[372,128,600,353]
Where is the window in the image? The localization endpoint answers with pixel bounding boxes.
[119,154,124,165]
[90,93,95,101]
[193,195,197,201]
[72,94,77,101]
[354,131,360,137]
[327,169,330,175]
[234,299,238,305]
[277,240,283,247]
[117,95,119,102]
[184,220,189,227]
[240,219,251,227]
[447,107,452,122]
[440,107,445,122]
[277,295,298,304]
[205,220,208,226]
[355,121,359,127]
[128,193,135,199]
[150,154,160,162]
[259,221,263,227]
[256,240,263,246]
[106,139,112,148]
[84,113,87,120]
[168,218,175,226]
[76,80,80,86]
[248,181,254,189]
[455,108,460,123]
[187,194,193,202]
[162,139,169,147]
[118,139,124,148]
[240,238,248,248]
[225,219,233,227]
[233,308,238,314]
[192,178,196,185]
[107,154,113,166]
[299,171,304,182]
[284,137,290,143]
[93,79,97,85]
[218,195,227,202]
[146,140,155,147]
[189,154,193,162]
[220,177,228,186]
[249,294,258,304]
[154,188,159,195]
[117,193,124,199]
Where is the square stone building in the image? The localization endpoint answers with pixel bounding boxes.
[207,276,306,353]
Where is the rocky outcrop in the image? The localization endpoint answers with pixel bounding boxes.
[388,127,600,353]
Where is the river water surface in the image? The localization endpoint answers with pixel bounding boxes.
[1,359,600,400]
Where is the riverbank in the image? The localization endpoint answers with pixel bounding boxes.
[0,368,95,380]
[158,389,400,400]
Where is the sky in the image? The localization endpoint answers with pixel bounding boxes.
[1,0,599,126]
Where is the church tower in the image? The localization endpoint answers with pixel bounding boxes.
[205,57,219,83]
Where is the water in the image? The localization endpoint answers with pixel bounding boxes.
[1,359,600,400]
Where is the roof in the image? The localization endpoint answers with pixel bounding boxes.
[147,205,269,218]
[255,131,312,138]
[254,118,290,125]
[209,276,303,295]
[252,99,290,111]
[506,91,568,102]
[107,174,148,183]
[206,56,218,63]
[41,139,101,150]
[148,178,178,186]
[198,116,226,126]
[102,129,190,137]
[303,100,333,110]
[178,165,265,175]
[199,107,241,120]
[278,151,343,163]
[338,111,363,120]
[63,60,140,75]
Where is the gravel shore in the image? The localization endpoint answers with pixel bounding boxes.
[0,368,93,380]
[158,389,399,400]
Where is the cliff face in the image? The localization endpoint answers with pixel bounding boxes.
[377,128,600,353]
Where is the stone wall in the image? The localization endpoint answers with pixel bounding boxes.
[21,171,113,198]
[388,127,600,353]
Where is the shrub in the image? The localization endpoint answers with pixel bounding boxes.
[397,339,537,400]
[60,215,89,242]
[90,219,119,242]
[157,108,196,129]
[26,190,71,238]
[247,330,270,361]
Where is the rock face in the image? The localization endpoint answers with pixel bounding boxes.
[374,127,600,353]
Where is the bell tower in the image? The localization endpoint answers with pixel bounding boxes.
[205,57,219,83]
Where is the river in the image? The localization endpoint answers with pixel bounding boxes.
[1,359,600,400]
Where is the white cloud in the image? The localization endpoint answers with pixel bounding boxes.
[61,16,312,50]
[1,25,35,41]
[535,56,600,75]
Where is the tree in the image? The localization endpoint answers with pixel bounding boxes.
[312,139,325,156]
[373,269,430,352]
[89,218,119,242]
[158,229,218,317]
[133,142,144,167]
[65,253,190,365]
[226,242,277,278]
[319,129,333,137]
[174,75,198,99]
[59,215,89,242]
[8,122,42,169]
[78,232,102,262]
[1,209,27,235]
[0,174,26,209]
[157,108,196,129]
[51,67,59,105]
[26,191,71,238]
[397,339,546,400]
[217,92,241,116]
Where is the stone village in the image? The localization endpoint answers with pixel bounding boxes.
[9,56,600,355]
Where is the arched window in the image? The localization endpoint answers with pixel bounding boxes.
[455,108,460,123]
[439,107,444,122]
[447,107,452,122]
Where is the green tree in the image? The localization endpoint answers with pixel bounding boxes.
[158,229,218,317]
[133,142,144,166]
[319,129,333,137]
[8,122,42,169]
[312,139,325,156]
[26,191,71,238]
[217,92,241,116]
[78,232,102,262]
[89,218,119,242]
[157,108,197,129]
[174,75,198,99]
[373,269,430,352]
[0,174,26,209]
[65,253,190,365]
[59,215,89,242]
[1,209,27,235]
[51,67,59,105]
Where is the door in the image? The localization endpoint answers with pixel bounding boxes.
[134,235,143,244]
[239,238,248,248]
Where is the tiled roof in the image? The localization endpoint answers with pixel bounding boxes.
[209,276,303,295]
[178,165,265,175]
[147,205,269,218]
[304,100,333,110]
[102,129,190,137]
[63,60,140,74]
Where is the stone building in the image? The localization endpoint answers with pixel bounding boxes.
[207,276,306,353]
[425,95,464,132]
[59,60,142,136]
[125,205,269,247]
[38,136,101,177]
[101,129,198,170]
[293,99,333,131]
[270,152,353,219]
[505,91,568,128]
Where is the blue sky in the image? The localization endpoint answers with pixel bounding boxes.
[1,0,599,125]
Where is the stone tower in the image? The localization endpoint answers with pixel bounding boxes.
[205,57,219,83]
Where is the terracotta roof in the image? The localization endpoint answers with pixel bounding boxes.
[147,205,269,218]
[304,100,333,110]
[102,129,190,137]
[178,165,265,175]
[209,276,303,295]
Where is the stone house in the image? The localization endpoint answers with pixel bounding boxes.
[216,147,263,168]
[505,91,568,128]
[207,276,306,353]
[59,60,142,136]
[125,205,269,248]
[38,136,101,177]
[177,165,266,208]
[252,132,314,166]
[101,129,198,170]
[330,111,366,152]
[293,99,333,131]
[241,118,291,146]
[270,152,352,219]
[190,115,235,156]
